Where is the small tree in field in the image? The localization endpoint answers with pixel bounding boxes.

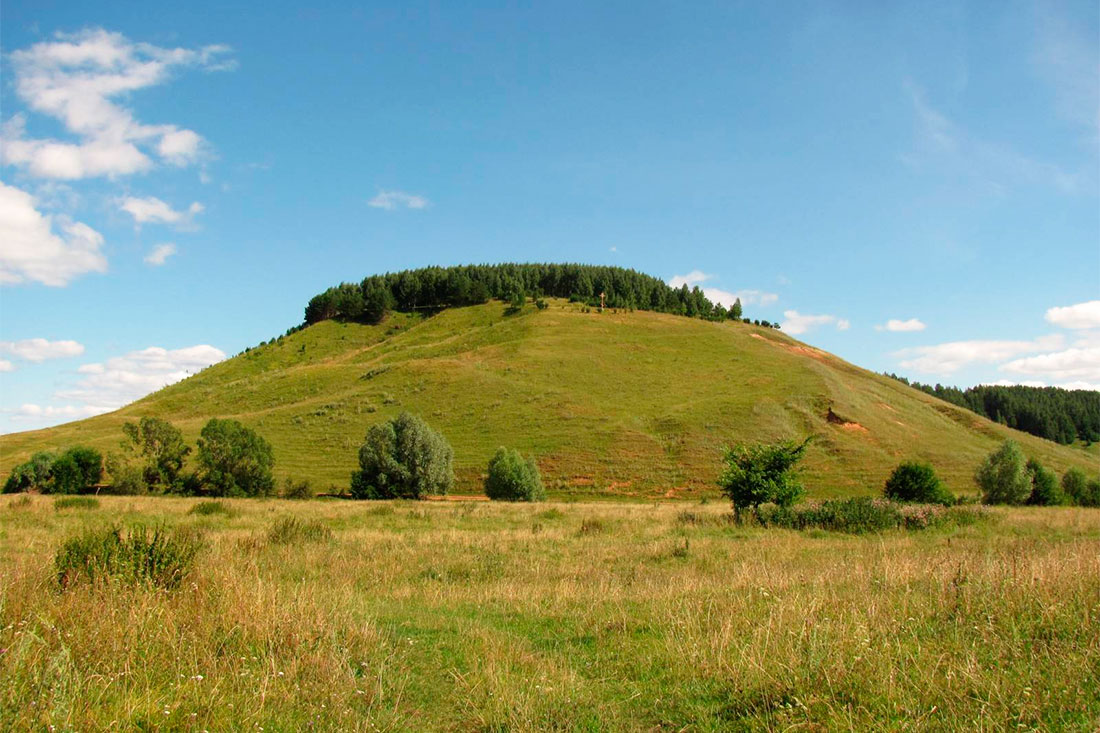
[351,412,453,499]
[717,437,811,520]
[196,419,275,497]
[975,440,1030,505]
[883,461,953,506]
[1025,458,1064,506]
[484,447,545,502]
[122,416,191,491]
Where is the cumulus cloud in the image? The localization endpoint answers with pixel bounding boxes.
[118,196,203,226]
[56,344,225,409]
[144,243,177,266]
[12,403,113,421]
[667,272,779,309]
[368,190,429,210]
[1045,300,1100,330]
[893,335,1065,375]
[0,338,84,362]
[1,28,232,179]
[0,182,106,286]
[876,318,927,332]
[1000,346,1100,384]
[780,310,849,335]
[0,360,13,373]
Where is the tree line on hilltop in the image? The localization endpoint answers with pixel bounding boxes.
[304,263,764,326]
[884,375,1100,446]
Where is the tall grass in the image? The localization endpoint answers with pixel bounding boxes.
[54,524,204,590]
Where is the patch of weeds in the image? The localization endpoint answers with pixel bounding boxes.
[188,500,236,518]
[535,508,564,521]
[8,495,32,510]
[282,477,314,500]
[359,365,391,380]
[267,517,333,545]
[55,524,204,590]
[671,538,690,558]
[531,522,544,534]
[754,498,991,534]
[54,496,99,511]
[578,517,606,535]
[362,504,395,517]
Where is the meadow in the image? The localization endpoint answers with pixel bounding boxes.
[2,494,1097,731]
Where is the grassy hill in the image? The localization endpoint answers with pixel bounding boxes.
[2,300,1095,498]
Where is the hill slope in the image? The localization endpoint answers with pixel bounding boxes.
[2,300,1095,497]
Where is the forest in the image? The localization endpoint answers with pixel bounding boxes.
[303,263,749,325]
[885,375,1100,445]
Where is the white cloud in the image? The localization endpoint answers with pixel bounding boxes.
[0,338,84,362]
[0,182,106,286]
[0,360,13,373]
[1,28,231,179]
[876,318,927,332]
[668,272,778,308]
[781,310,849,335]
[13,403,113,421]
[144,243,177,266]
[368,190,429,210]
[893,334,1065,375]
[118,196,202,226]
[1000,346,1100,384]
[56,344,225,410]
[1045,300,1100,330]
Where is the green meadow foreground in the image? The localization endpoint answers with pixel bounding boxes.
[1,496,1098,731]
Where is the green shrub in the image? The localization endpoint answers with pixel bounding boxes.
[47,446,103,494]
[350,412,453,499]
[756,498,988,534]
[196,418,275,497]
[1025,458,1064,506]
[3,451,56,493]
[55,525,203,590]
[54,496,99,511]
[484,447,545,501]
[188,500,235,517]
[975,440,1030,505]
[883,461,954,506]
[105,452,145,495]
[267,517,333,545]
[282,477,314,500]
[717,438,811,518]
[1061,467,1100,507]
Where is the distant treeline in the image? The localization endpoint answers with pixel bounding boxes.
[885,375,1100,445]
[304,263,759,325]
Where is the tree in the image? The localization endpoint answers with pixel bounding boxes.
[361,276,394,323]
[717,438,811,519]
[974,440,1030,505]
[48,447,102,494]
[196,418,275,497]
[728,298,742,320]
[1061,467,1100,507]
[1025,458,1064,506]
[3,451,57,493]
[122,416,191,491]
[883,461,954,505]
[484,447,545,501]
[350,412,453,499]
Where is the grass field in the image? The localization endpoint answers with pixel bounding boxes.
[2,494,1098,730]
[1,301,1095,499]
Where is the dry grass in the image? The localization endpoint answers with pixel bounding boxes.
[1,495,1098,730]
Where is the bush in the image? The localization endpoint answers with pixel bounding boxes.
[1062,467,1100,507]
[883,461,954,505]
[48,446,103,494]
[756,498,989,534]
[282,477,314,500]
[55,525,203,590]
[3,451,57,493]
[267,517,332,545]
[1025,458,1064,506]
[105,452,145,495]
[54,496,99,511]
[484,447,545,502]
[975,440,1030,505]
[196,418,275,497]
[350,412,453,499]
[717,438,811,518]
[188,500,235,517]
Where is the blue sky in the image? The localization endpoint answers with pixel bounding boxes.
[1,0,1097,434]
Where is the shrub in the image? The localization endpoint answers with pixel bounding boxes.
[756,498,989,534]
[48,446,103,494]
[578,517,606,535]
[282,477,315,500]
[55,525,203,590]
[883,461,954,506]
[350,412,453,499]
[54,496,99,511]
[975,440,1030,505]
[267,517,332,545]
[1061,468,1100,507]
[717,438,811,519]
[3,451,57,493]
[1025,458,1064,506]
[105,452,145,495]
[484,447,545,502]
[188,500,235,517]
[196,418,275,497]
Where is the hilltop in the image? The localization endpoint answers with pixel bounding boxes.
[1,299,1094,497]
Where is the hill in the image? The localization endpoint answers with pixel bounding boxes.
[1,300,1095,497]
